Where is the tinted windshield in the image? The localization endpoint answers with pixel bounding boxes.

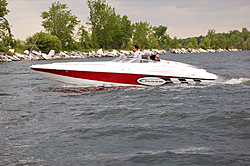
[112,56,159,63]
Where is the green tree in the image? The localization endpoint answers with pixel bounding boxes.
[191,37,198,48]
[133,21,151,49]
[120,15,132,49]
[187,42,194,49]
[26,32,62,53]
[77,25,91,49]
[162,34,172,48]
[41,1,80,49]
[203,37,211,49]
[207,29,216,49]
[0,0,14,49]
[147,33,159,49]
[0,0,10,37]
[87,0,117,49]
[171,36,178,48]
[153,25,167,47]
[242,27,250,41]
[111,14,124,49]
[87,0,134,49]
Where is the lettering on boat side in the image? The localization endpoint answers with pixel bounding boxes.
[136,77,167,86]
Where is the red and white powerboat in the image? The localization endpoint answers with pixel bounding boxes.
[30,56,217,86]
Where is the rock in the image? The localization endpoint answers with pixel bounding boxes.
[60,51,71,59]
[12,54,21,61]
[9,49,15,53]
[52,53,63,60]
[23,50,30,55]
[198,48,208,53]
[229,48,238,51]
[0,54,12,62]
[207,49,216,53]
[217,48,224,52]
[181,48,188,54]
[120,50,131,56]
[48,50,55,57]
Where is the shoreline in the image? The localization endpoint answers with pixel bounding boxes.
[0,48,242,63]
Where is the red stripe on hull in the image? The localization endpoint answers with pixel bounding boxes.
[32,68,166,85]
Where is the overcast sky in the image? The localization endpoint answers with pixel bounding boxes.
[5,0,250,40]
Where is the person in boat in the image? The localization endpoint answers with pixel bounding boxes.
[133,45,142,59]
[148,53,160,61]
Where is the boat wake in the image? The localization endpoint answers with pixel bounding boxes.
[215,76,250,85]
[37,77,249,95]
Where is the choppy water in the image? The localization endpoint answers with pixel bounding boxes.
[1,51,250,165]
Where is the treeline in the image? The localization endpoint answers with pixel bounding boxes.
[1,0,250,54]
[178,28,250,50]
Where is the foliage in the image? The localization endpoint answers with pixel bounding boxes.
[77,25,91,49]
[87,0,115,49]
[178,28,250,50]
[41,1,80,49]
[87,0,133,49]
[0,0,15,50]
[153,25,167,47]
[0,0,10,38]
[120,15,133,49]
[26,32,62,53]
[133,21,151,49]
[171,36,178,49]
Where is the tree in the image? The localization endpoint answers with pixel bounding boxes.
[41,1,80,49]
[171,36,178,48]
[162,34,172,48]
[191,37,198,48]
[203,37,211,49]
[120,15,132,49]
[77,25,91,49]
[87,0,133,49]
[26,32,62,53]
[147,34,159,49]
[111,14,124,49]
[0,0,14,48]
[242,28,250,41]
[133,21,151,49]
[87,0,116,49]
[153,25,167,47]
[207,29,216,49]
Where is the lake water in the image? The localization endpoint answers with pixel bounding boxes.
[1,51,250,165]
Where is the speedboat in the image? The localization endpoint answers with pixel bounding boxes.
[30,56,217,86]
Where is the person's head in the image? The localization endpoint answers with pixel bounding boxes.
[133,45,139,51]
[155,54,160,61]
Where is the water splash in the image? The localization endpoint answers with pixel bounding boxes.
[214,76,250,85]
[224,78,250,84]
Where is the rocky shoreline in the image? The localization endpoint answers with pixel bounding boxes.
[0,48,240,62]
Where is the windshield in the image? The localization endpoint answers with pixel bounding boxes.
[111,56,159,63]
[111,56,133,62]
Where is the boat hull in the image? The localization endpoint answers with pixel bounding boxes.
[32,67,217,86]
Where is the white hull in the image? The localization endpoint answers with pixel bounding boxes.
[31,57,218,86]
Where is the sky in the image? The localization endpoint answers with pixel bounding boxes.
[5,0,250,41]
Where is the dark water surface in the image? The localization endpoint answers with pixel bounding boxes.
[1,51,250,165]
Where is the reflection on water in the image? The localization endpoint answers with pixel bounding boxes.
[38,86,142,94]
